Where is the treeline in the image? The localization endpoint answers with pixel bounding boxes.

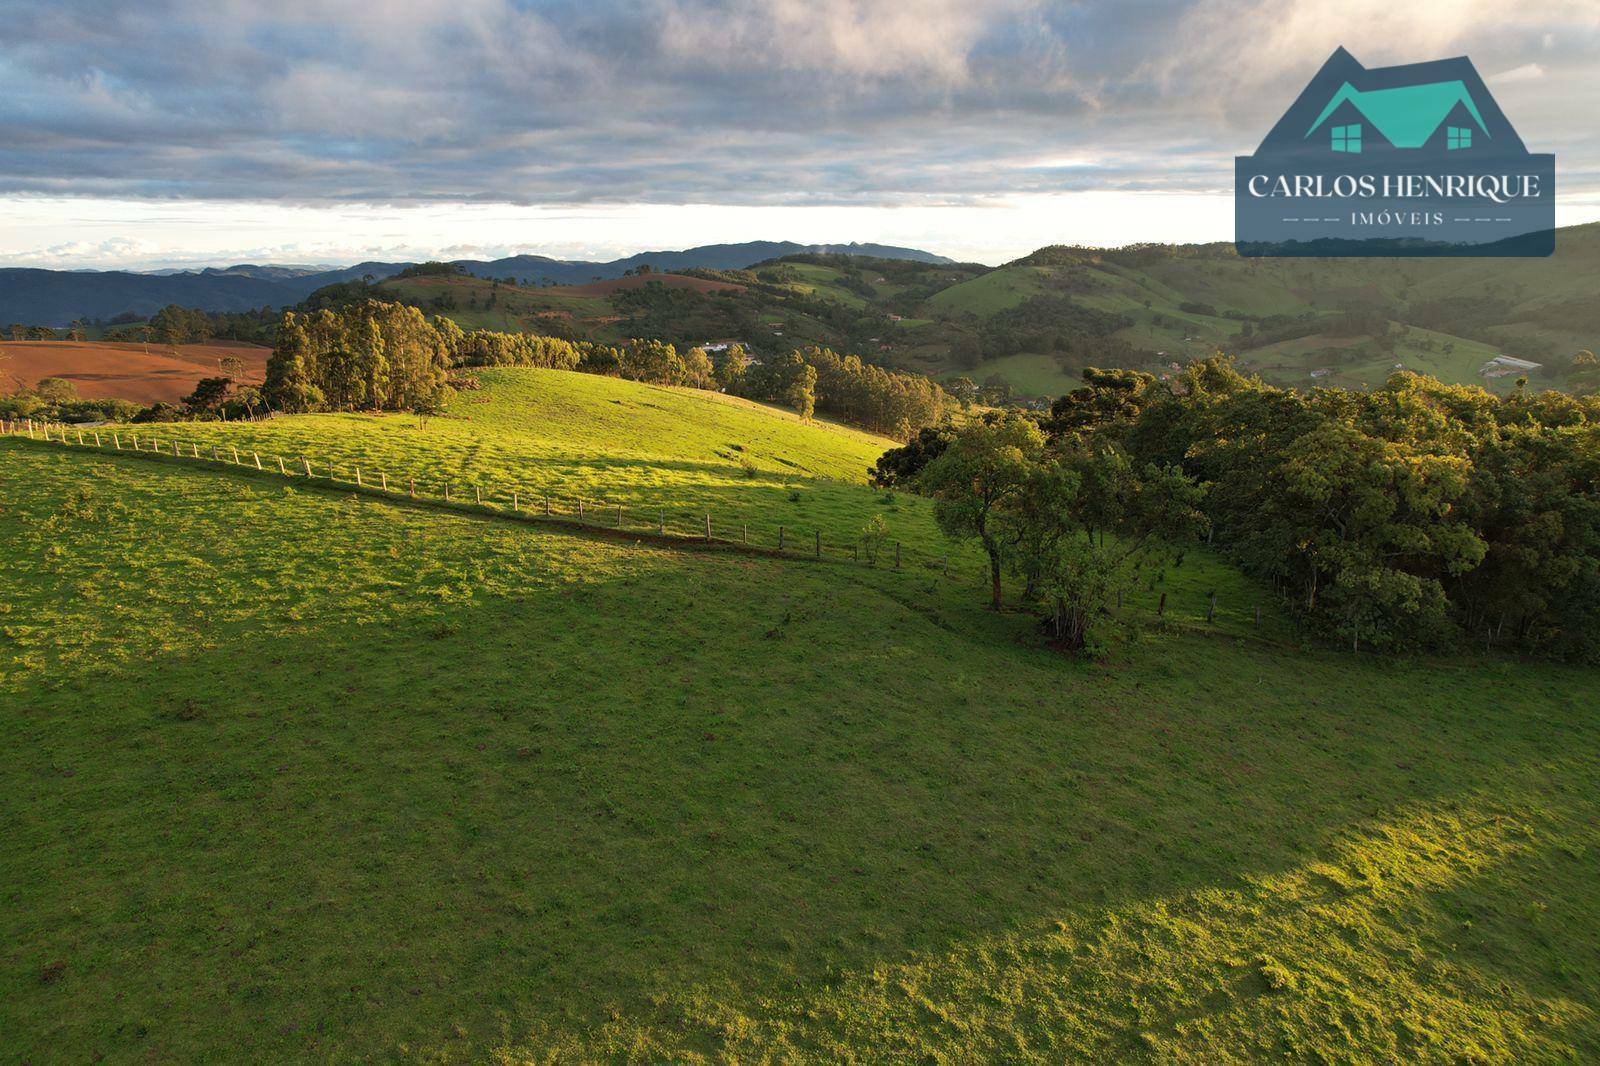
[880,359,1600,660]
[103,304,280,345]
[1050,359,1600,660]
[263,302,455,414]
[256,300,948,439]
[801,347,945,437]
[0,377,143,423]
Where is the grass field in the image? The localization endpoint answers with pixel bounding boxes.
[955,351,1082,398]
[926,265,1051,315]
[76,369,1273,634]
[4,436,1599,1061]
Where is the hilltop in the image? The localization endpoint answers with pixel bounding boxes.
[3,367,1597,1060]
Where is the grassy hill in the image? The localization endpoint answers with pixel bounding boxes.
[4,383,1599,1058]
[75,368,1274,634]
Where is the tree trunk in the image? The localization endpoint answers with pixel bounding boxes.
[988,550,1003,611]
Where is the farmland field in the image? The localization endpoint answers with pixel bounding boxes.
[0,341,270,404]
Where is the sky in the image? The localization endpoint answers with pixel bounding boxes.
[1,0,1598,269]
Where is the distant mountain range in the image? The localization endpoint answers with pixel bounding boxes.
[0,241,955,325]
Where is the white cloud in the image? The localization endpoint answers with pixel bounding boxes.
[1490,62,1547,84]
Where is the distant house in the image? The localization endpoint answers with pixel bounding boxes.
[1309,368,1334,379]
[1479,354,1541,378]
[1306,79,1489,154]
[887,314,903,322]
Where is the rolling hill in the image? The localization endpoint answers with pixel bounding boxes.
[3,369,1597,1060]
[6,226,1597,401]
[0,242,953,326]
[349,227,1600,401]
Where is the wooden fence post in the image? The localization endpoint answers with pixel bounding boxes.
[511,490,518,512]
[26,419,33,438]
[303,457,312,477]
[658,510,665,534]
[1254,604,1261,627]
[778,526,785,551]
[741,523,748,545]
[1157,592,1167,616]
[616,503,623,528]
[577,498,584,521]
[355,467,363,487]
[704,513,712,543]
[277,456,287,475]
[380,472,388,491]
[1207,591,1216,624]
[94,431,102,447]
[895,541,902,570]
[815,530,821,558]
[113,432,121,449]
[76,430,84,445]
[409,478,416,498]
[253,452,262,470]
[475,485,482,505]
[543,495,550,516]
[444,483,451,502]
[231,446,239,464]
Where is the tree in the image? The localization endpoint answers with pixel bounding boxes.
[871,425,954,487]
[1569,350,1600,395]
[1003,447,1207,651]
[412,384,454,429]
[945,376,978,407]
[711,344,751,392]
[184,376,233,412]
[859,514,891,565]
[262,313,323,413]
[918,414,1046,610]
[682,346,715,390]
[34,377,79,404]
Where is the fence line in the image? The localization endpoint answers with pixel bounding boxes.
[0,417,1271,638]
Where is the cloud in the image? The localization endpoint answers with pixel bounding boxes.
[1491,62,1547,84]
[0,0,1596,224]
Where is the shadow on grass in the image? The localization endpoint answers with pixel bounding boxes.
[4,446,1596,1059]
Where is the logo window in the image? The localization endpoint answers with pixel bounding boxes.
[1447,125,1473,150]
[1332,123,1362,153]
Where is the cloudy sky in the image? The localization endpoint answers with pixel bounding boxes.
[2,0,1597,268]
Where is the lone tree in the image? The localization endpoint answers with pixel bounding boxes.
[917,413,1045,610]
[1004,446,1208,652]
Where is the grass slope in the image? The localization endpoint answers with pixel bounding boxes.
[92,369,1273,634]
[3,443,1598,1061]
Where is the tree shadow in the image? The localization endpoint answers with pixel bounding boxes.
[4,459,1598,1059]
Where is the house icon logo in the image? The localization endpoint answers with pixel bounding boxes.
[1236,48,1554,257]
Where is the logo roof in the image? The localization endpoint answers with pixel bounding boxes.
[1306,80,1490,147]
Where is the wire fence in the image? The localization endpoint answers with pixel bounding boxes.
[2,416,1278,639]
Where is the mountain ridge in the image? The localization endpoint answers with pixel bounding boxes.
[0,241,954,324]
